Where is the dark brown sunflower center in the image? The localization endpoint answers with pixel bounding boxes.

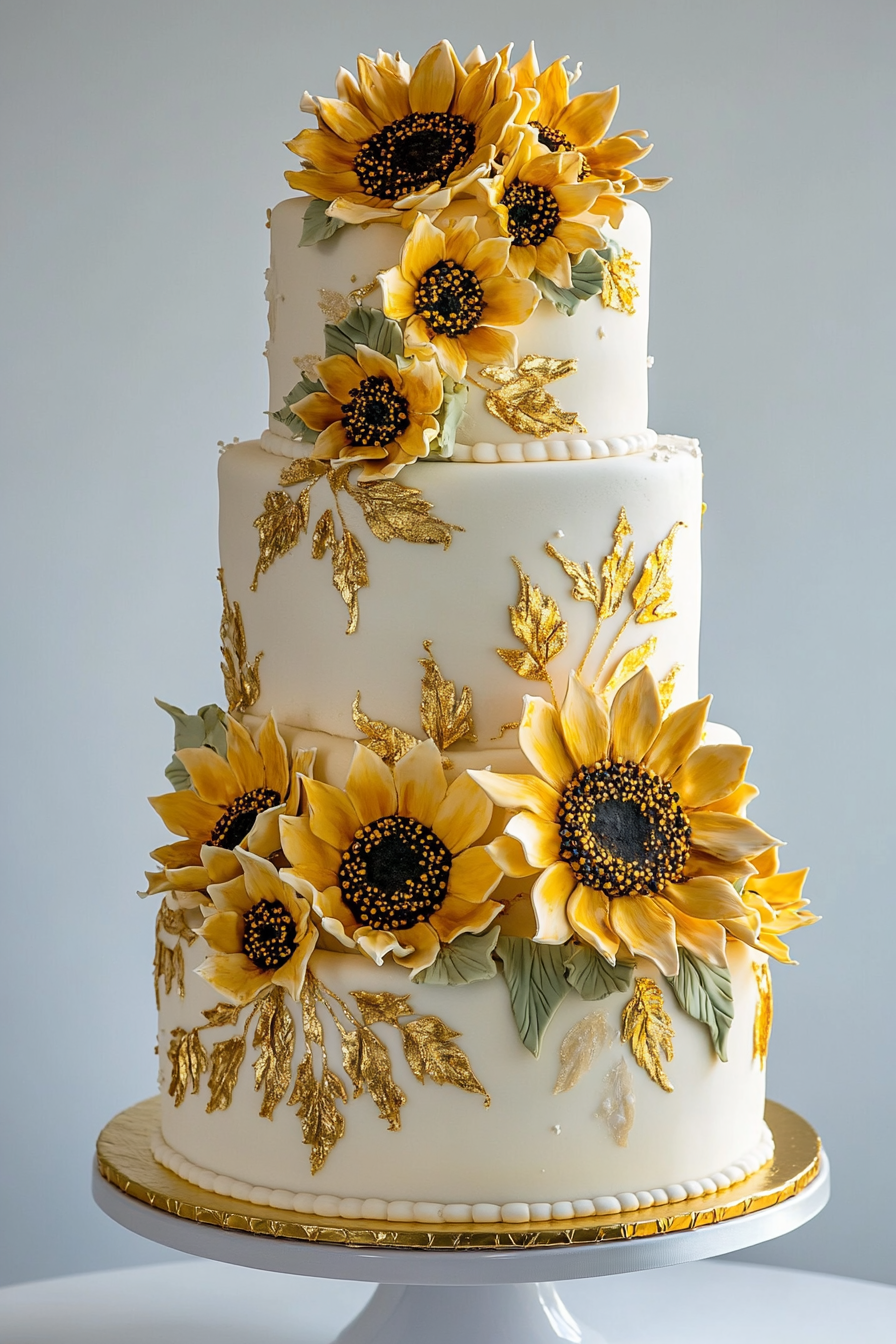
[341,376,410,449]
[242,898,297,971]
[503,179,561,248]
[558,760,690,898]
[210,788,280,850]
[531,120,575,154]
[340,814,452,931]
[415,259,485,337]
[354,112,477,200]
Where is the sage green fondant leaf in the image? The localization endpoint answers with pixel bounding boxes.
[272,373,324,443]
[431,377,468,459]
[324,308,403,362]
[667,949,734,1062]
[155,699,228,791]
[299,198,346,247]
[562,943,634,1000]
[412,928,500,986]
[534,250,604,316]
[496,936,570,1056]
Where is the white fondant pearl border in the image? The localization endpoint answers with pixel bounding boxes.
[256,428,699,465]
[151,1123,774,1225]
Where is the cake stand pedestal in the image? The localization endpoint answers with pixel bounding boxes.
[93,1097,829,1344]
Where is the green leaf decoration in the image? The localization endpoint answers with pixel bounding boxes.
[666,950,734,1062]
[324,308,403,362]
[562,943,634,1001]
[272,373,324,443]
[155,699,228,791]
[534,249,604,316]
[299,198,346,248]
[496,936,570,1056]
[413,928,501,986]
[432,377,468,458]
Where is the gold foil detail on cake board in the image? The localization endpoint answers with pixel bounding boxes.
[477,355,587,438]
[753,961,773,1068]
[497,558,568,691]
[621,978,675,1092]
[597,1057,636,1147]
[96,1096,823,1250]
[218,569,263,714]
[601,249,639,314]
[554,1010,611,1094]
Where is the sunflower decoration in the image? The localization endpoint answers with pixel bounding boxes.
[145,714,313,908]
[724,845,817,964]
[378,213,540,381]
[197,848,318,1005]
[470,667,780,977]
[279,739,503,974]
[293,345,443,479]
[286,40,521,226]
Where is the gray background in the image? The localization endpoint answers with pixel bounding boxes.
[1,0,893,1291]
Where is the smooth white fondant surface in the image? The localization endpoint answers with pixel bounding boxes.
[265,196,651,446]
[158,941,768,1208]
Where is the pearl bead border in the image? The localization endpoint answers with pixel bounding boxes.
[151,1123,774,1226]
[257,428,700,465]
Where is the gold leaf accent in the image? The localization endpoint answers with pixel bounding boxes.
[153,903,194,1008]
[657,664,682,714]
[400,1016,490,1104]
[289,1051,347,1174]
[218,569,262,714]
[167,1028,209,1107]
[351,692,420,766]
[341,1026,406,1129]
[351,991,414,1027]
[419,640,476,754]
[300,975,324,1046]
[201,1002,242,1027]
[553,1010,611,1094]
[253,986,296,1119]
[318,288,352,322]
[605,638,658,695]
[312,514,369,635]
[479,354,587,438]
[205,1036,246,1113]
[251,490,310,591]
[753,961,773,1068]
[599,508,635,622]
[278,457,328,487]
[347,479,462,548]
[601,249,639,314]
[311,507,335,559]
[497,557,568,683]
[621,978,675,1092]
[292,353,323,377]
[545,542,602,608]
[492,721,520,740]
[632,522,685,624]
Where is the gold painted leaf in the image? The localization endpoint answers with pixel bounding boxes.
[352,692,420,766]
[218,569,262,714]
[153,936,184,1008]
[201,1002,242,1027]
[311,508,335,559]
[251,489,310,591]
[289,1051,347,1174]
[553,1010,611,1094]
[497,558,568,682]
[300,976,324,1047]
[621,978,675,1092]
[206,1036,246,1113]
[341,1026,406,1130]
[545,542,602,609]
[351,991,414,1027]
[657,664,682,714]
[400,1016,490,1104]
[481,354,586,438]
[167,1028,208,1107]
[347,479,462,549]
[279,457,328,487]
[328,463,353,494]
[329,528,369,634]
[159,903,197,945]
[753,961,773,1068]
[632,522,685,623]
[318,287,352,322]
[419,640,476,753]
[601,248,639,314]
[599,508,635,622]
[605,638,658,695]
[253,986,296,1119]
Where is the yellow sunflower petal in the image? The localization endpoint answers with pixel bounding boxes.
[567,884,620,961]
[609,896,679,976]
[233,849,287,907]
[432,771,492,854]
[408,40,456,114]
[304,776,361,853]
[394,738,447,827]
[465,236,512,279]
[675,744,752,810]
[688,812,781,863]
[270,925,318,1001]
[480,275,541,326]
[345,742,397,827]
[446,845,502,903]
[402,355,443,413]
[150,838,203,868]
[316,353,365,402]
[459,324,517,367]
[684,849,757,882]
[284,168,361,199]
[609,666,662,763]
[175,748,240,806]
[165,865,212,893]
[315,95,378,142]
[749,845,781,878]
[199,844,242,885]
[506,811,562,869]
[533,236,572,288]
[552,183,600,217]
[357,928,404,966]
[196,953,269,1006]
[293,391,343,431]
[431,335,467,382]
[534,58,571,126]
[556,87,619,147]
[400,212,446,284]
[257,714,290,800]
[486,833,540,878]
[654,898,728,969]
[207,874,253,916]
[245,802,285,858]
[662,876,749,921]
[198,909,243,955]
[312,885,360,944]
[560,672,610,768]
[390,921,444,970]
[149,790,222,840]
[453,54,498,123]
[442,215,481,261]
[553,220,605,255]
[357,54,411,123]
[467,768,559,822]
[744,868,809,912]
[429,896,502,944]
[379,268,417,320]
[225,717,265,794]
[643,695,712,778]
[507,243,537,278]
[531,862,576,942]
[519,695,575,790]
[699,781,759,817]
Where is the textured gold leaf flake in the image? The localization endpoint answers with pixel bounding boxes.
[753,961,773,1068]
[341,1026,406,1129]
[314,519,369,635]
[621,978,675,1092]
[480,354,586,438]
[289,1051,347,1174]
[201,1002,242,1027]
[545,542,602,608]
[300,975,324,1047]
[318,288,352,322]
[251,490,310,591]
[278,457,328,487]
[400,1016,490,1104]
[159,903,197,945]
[311,508,335,559]
[153,903,194,1008]
[218,569,262,714]
[554,1010,611,1094]
[253,987,296,1119]
[327,463,353,494]
[351,692,420,766]
[492,721,521,740]
[497,558,568,683]
[205,1036,246,1113]
[597,1057,636,1146]
[657,664,682,714]
[347,479,462,548]
[351,991,414,1027]
[605,638,658,695]
[167,1028,209,1107]
[419,640,476,754]
[292,353,324,378]
[601,249,639,314]
[599,508,635,622]
[632,522,685,623]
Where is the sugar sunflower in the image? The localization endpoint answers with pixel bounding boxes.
[294,345,442,479]
[470,668,779,976]
[722,846,817,964]
[378,213,540,382]
[279,740,503,974]
[286,41,520,226]
[197,849,317,1005]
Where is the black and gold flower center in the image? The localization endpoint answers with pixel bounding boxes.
[557,760,690,898]
[354,112,477,200]
[211,788,281,850]
[242,898,297,971]
[342,376,411,449]
[415,259,485,337]
[531,121,575,154]
[503,179,561,248]
[340,814,452,931]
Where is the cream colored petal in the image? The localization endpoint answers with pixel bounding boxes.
[467,768,559,822]
[699,781,759,817]
[400,212,446,284]
[446,845,502,903]
[506,811,562,869]
[655,899,728,970]
[688,812,781,862]
[316,353,364,402]
[225,716,266,794]
[531,863,576,942]
[379,268,417,320]
[312,885,360,943]
[432,771,492,853]
[609,896,679,976]
[458,325,516,368]
[245,803,285,858]
[403,354,444,413]
[466,236,512,279]
[345,742,398,826]
[479,275,541,325]
[148,790,222,841]
[662,876,749,921]
[429,897,502,944]
[390,922,444,970]
[394,738,447,827]
[486,833,540,877]
[199,844,243,885]
[175,748,240,806]
[561,672,610,767]
[304,776,361,853]
[198,909,244,955]
[644,695,711,778]
[533,236,571,288]
[518,695,575,790]
[257,713,290,799]
[408,40,456,113]
[279,815,341,886]
[234,848,288,907]
[675,744,752,810]
[271,925,318,1001]
[195,953,270,1006]
[567,885,620,961]
[609,666,662,763]
[356,928,403,966]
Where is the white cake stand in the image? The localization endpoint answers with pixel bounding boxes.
[93,1098,829,1344]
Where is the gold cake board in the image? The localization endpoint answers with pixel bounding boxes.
[95,1096,821,1251]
